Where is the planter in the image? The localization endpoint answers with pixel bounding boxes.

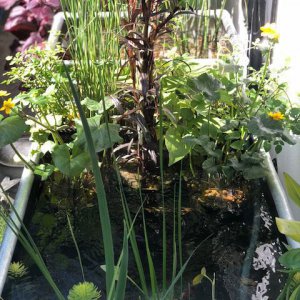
[0,140,38,295]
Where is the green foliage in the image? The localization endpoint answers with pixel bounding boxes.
[8,261,28,279]
[67,282,101,300]
[0,116,29,148]
[161,38,299,180]
[52,144,91,177]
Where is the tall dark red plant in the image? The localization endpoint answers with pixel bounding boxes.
[121,1,188,164]
[0,0,61,51]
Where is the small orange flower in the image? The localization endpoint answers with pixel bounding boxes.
[268,111,285,121]
[0,98,15,114]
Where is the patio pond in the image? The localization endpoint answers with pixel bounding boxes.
[2,172,287,300]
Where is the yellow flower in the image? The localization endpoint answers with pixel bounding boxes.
[0,90,10,97]
[268,111,285,121]
[0,98,15,114]
[260,23,280,43]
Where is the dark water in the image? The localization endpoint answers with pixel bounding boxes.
[2,177,286,300]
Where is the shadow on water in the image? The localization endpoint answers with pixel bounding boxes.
[2,172,287,300]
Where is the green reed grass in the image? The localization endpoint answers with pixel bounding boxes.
[60,0,121,105]
[64,64,117,294]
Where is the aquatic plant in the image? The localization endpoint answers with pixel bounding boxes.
[67,282,101,300]
[8,261,28,279]
[162,23,298,180]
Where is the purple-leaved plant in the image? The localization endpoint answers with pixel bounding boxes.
[0,0,61,51]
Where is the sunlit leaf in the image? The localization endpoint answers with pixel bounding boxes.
[284,173,300,207]
[276,218,300,242]
[165,127,190,166]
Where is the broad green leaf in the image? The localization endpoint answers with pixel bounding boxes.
[187,73,221,101]
[290,285,300,300]
[284,173,300,207]
[74,116,122,153]
[202,157,219,174]
[279,248,300,270]
[81,97,102,111]
[81,97,114,114]
[230,140,244,150]
[52,144,90,177]
[0,116,29,147]
[192,267,206,286]
[183,135,222,159]
[276,218,300,242]
[34,164,55,181]
[165,127,190,166]
[225,131,240,140]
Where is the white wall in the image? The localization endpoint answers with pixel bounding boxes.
[273,0,300,104]
[273,0,300,220]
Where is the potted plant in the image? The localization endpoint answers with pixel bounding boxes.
[0,1,297,298]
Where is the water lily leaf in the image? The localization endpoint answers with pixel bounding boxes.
[52,144,91,177]
[0,116,29,148]
[276,218,300,242]
[284,173,300,207]
[279,248,300,270]
[165,127,190,166]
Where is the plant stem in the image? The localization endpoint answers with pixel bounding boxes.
[9,143,34,172]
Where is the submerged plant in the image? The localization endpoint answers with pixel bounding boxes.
[8,261,28,279]
[67,282,101,300]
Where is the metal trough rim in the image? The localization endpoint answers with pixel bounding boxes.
[0,145,39,295]
[264,153,300,248]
